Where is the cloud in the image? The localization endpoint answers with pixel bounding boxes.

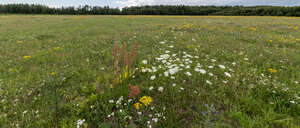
[116,0,236,7]
[115,0,300,7]
[1,0,299,7]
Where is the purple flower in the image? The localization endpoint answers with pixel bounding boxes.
[201,112,205,116]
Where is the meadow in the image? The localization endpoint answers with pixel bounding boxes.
[0,15,300,128]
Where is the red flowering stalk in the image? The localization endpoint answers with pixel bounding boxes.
[131,42,138,64]
[113,44,118,56]
[125,52,131,68]
[113,44,120,75]
[128,84,140,98]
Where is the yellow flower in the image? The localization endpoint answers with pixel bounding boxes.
[124,71,128,79]
[134,102,142,110]
[268,68,278,73]
[294,26,299,30]
[139,96,152,107]
[23,56,31,59]
[269,40,273,43]
[249,27,257,32]
[17,40,23,44]
[51,72,56,76]
[54,47,61,51]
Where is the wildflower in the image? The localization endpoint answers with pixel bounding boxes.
[244,58,249,61]
[206,80,212,85]
[76,119,85,128]
[186,72,192,76]
[164,71,169,77]
[109,100,114,103]
[218,65,225,69]
[139,96,152,106]
[128,84,140,98]
[137,112,142,115]
[290,101,295,104]
[169,67,179,75]
[150,75,156,80]
[195,68,206,74]
[152,118,158,123]
[158,87,164,92]
[172,83,176,87]
[134,102,142,110]
[224,72,232,78]
[269,40,273,43]
[232,62,236,66]
[142,60,148,64]
[222,80,229,83]
[142,69,147,72]
[51,72,55,76]
[268,68,278,73]
[23,56,31,59]
[149,86,154,91]
[160,41,166,44]
[17,40,23,44]
[54,47,61,51]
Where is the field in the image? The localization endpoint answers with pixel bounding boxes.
[0,15,300,128]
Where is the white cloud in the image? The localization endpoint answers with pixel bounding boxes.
[116,0,238,7]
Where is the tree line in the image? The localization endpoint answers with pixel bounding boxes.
[0,4,300,16]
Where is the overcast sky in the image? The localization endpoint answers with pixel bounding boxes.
[0,0,299,8]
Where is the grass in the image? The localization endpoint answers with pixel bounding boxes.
[0,15,300,128]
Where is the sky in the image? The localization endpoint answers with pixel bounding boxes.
[0,0,299,8]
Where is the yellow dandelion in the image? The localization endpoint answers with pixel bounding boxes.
[139,96,152,107]
[17,40,23,44]
[294,26,299,30]
[54,47,61,51]
[51,72,56,76]
[268,68,278,73]
[23,56,31,59]
[134,102,142,110]
[269,40,273,43]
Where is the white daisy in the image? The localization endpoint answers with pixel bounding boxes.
[186,72,192,76]
[158,87,164,92]
[218,65,226,69]
[150,75,156,80]
[142,60,148,64]
[224,72,232,78]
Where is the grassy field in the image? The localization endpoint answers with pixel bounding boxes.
[0,15,300,128]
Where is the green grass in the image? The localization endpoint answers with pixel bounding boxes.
[0,15,300,128]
